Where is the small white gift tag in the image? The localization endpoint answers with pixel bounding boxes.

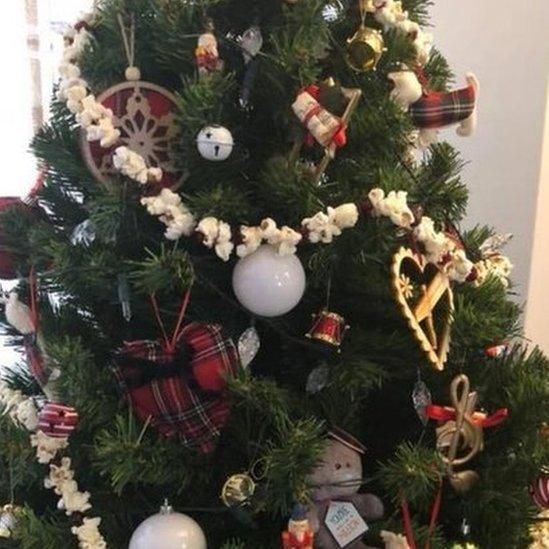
[325,501,368,547]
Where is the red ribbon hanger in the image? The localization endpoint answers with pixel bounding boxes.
[149,288,192,354]
[425,405,508,429]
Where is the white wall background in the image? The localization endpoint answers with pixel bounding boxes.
[524,93,549,353]
[430,2,549,338]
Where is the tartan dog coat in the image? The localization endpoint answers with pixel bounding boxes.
[409,84,476,129]
[113,322,240,454]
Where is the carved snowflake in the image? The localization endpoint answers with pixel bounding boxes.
[82,81,184,189]
[397,274,415,299]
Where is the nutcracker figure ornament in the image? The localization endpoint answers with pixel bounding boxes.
[282,505,314,549]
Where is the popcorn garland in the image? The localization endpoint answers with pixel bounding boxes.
[138,185,512,289]
[56,13,506,282]
[530,510,549,549]
[55,11,494,280]
[372,0,434,66]
[0,380,39,432]
[369,188,475,283]
[0,382,106,548]
[59,22,161,186]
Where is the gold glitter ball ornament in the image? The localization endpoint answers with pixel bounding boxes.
[221,473,256,507]
[346,25,385,72]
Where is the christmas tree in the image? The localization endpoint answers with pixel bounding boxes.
[0,0,547,548]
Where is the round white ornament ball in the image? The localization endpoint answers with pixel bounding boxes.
[129,502,207,549]
[232,244,306,317]
[196,125,234,161]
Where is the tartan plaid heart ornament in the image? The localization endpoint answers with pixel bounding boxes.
[113,321,240,454]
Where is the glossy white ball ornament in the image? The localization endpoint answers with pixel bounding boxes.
[129,501,207,549]
[232,245,306,317]
[196,125,234,161]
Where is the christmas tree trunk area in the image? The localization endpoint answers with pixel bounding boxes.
[0,0,548,548]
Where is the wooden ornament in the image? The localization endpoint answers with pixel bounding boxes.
[426,376,508,493]
[391,247,454,370]
[435,375,482,493]
[220,473,256,508]
[290,82,361,184]
[81,81,184,189]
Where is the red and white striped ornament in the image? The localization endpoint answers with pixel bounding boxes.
[530,470,549,509]
[38,403,79,439]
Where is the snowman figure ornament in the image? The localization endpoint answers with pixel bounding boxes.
[196,125,234,161]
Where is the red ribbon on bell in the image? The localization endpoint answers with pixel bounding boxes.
[306,309,349,351]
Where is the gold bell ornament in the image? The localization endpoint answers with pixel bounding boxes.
[221,473,256,508]
[346,0,386,71]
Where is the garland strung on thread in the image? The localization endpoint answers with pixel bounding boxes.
[54,7,486,279]
[0,376,106,548]
[54,13,510,285]
[56,18,490,283]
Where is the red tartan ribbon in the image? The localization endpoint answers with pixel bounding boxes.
[409,84,476,129]
[299,85,347,148]
[425,404,508,428]
[113,322,239,454]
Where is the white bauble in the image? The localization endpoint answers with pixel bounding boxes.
[232,245,306,317]
[129,502,207,549]
[196,125,234,161]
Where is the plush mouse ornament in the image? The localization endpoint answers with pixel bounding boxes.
[306,429,384,548]
[388,69,479,148]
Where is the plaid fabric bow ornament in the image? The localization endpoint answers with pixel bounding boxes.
[113,291,240,454]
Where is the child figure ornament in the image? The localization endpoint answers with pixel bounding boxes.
[306,429,384,549]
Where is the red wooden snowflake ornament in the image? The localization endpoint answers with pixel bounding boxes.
[81,81,184,189]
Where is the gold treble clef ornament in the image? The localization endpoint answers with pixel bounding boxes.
[434,375,482,492]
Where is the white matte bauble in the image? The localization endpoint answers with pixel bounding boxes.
[196,125,234,161]
[129,502,207,549]
[232,245,306,317]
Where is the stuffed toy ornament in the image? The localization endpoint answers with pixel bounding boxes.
[388,69,479,148]
[306,429,384,548]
